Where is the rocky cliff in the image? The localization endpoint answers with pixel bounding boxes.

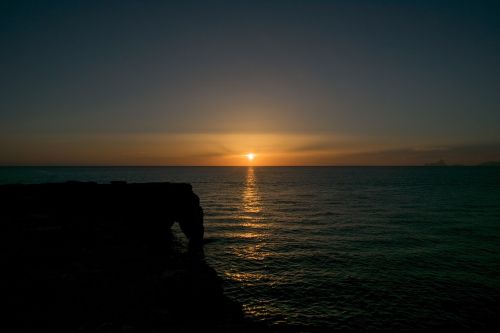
[1,182,268,332]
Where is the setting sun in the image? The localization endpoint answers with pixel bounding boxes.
[246,153,255,161]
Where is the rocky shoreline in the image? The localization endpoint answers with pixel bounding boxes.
[2,182,270,332]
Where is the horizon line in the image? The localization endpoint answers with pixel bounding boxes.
[0,164,496,168]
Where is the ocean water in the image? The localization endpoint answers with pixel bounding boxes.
[1,166,500,331]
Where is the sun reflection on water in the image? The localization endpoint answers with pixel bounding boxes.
[228,167,270,293]
[234,243,270,261]
[224,271,267,285]
[220,167,277,319]
[242,167,261,215]
[239,167,266,235]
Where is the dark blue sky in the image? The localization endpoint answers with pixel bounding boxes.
[1,0,499,165]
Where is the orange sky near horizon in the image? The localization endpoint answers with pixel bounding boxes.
[1,131,499,166]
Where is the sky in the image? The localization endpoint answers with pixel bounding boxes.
[1,0,499,166]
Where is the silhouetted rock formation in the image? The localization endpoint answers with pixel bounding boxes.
[478,161,500,166]
[1,182,267,333]
[1,181,204,248]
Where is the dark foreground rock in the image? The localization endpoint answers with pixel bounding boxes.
[1,182,269,333]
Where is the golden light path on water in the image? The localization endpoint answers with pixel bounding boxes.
[225,167,269,260]
[242,167,261,215]
[224,167,275,319]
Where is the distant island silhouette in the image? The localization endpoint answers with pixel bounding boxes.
[424,160,500,167]
[478,161,500,166]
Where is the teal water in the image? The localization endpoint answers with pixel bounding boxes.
[1,166,499,331]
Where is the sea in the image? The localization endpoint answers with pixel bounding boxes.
[1,166,499,331]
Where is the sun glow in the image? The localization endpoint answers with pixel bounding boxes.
[246,153,255,161]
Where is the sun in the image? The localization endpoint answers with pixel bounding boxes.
[246,153,255,161]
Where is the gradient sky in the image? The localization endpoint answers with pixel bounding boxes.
[1,0,500,165]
